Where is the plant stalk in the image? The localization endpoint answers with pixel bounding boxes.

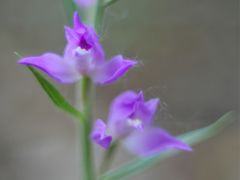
[80,77,94,180]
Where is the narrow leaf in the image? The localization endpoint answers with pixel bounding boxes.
[100,111,236,180]
[15,52,84,122]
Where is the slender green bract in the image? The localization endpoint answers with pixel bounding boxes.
[15,52,84,122]
[28,66,84,122]
[100,111,236,180]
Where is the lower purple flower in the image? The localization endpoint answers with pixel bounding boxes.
[90,90,192,156]
[108,91,159,138]
[90,119,112,149]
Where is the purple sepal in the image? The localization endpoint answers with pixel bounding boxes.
[124,127,192,156]
[90,119,112,149]
[93,55,137,84]
[18,53,80,84]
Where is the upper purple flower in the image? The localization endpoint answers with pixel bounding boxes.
[18,12,137,85]
[91,90,192,156]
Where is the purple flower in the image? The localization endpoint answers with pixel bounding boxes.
[90,119,112,149]
[18,12,137,85]
[74,0,97,8]
[91,91,192,156]
[108,91,159,139]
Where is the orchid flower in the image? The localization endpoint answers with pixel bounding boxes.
[108,90,159,139]
[18,12,137,85]
[91,91,192,156]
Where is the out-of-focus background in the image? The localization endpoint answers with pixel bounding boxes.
[0,0,239,179]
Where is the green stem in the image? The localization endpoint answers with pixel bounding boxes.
[80,77,94,180]
[81,121,94,180]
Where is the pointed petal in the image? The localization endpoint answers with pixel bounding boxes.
[109,91,139,122]
[84,27,105,62]
[134,98,160,125]
[18,53,80,84]
[73,11,84,30]
[146,98,160,116]
[124,127,192,156]
[64,43,76,59]
[90,119,112,149]
[64,26,80,45]
[94,55,137,84]
[108,91,141,138]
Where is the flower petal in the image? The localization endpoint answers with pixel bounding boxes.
[124,127,192,156]
[73,11,85,30]
[93,55,137,84]
[107,91,139,137]
[18,53,80,84]
[90,119,112,149]
[84,27,105,62]
[107,91,159,138]
[146,98,160,116]
[134,98,160,125]
[109,91,139,121]
[65,12,105,63]
[64,26,80,45]
[64,43,76,59]
[72,12,104,61]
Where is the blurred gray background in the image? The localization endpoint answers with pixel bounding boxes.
[0,0,239,179]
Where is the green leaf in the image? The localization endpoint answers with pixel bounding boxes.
[28,66,84,122]
[100,111,236,180]
[15,52,84,122]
